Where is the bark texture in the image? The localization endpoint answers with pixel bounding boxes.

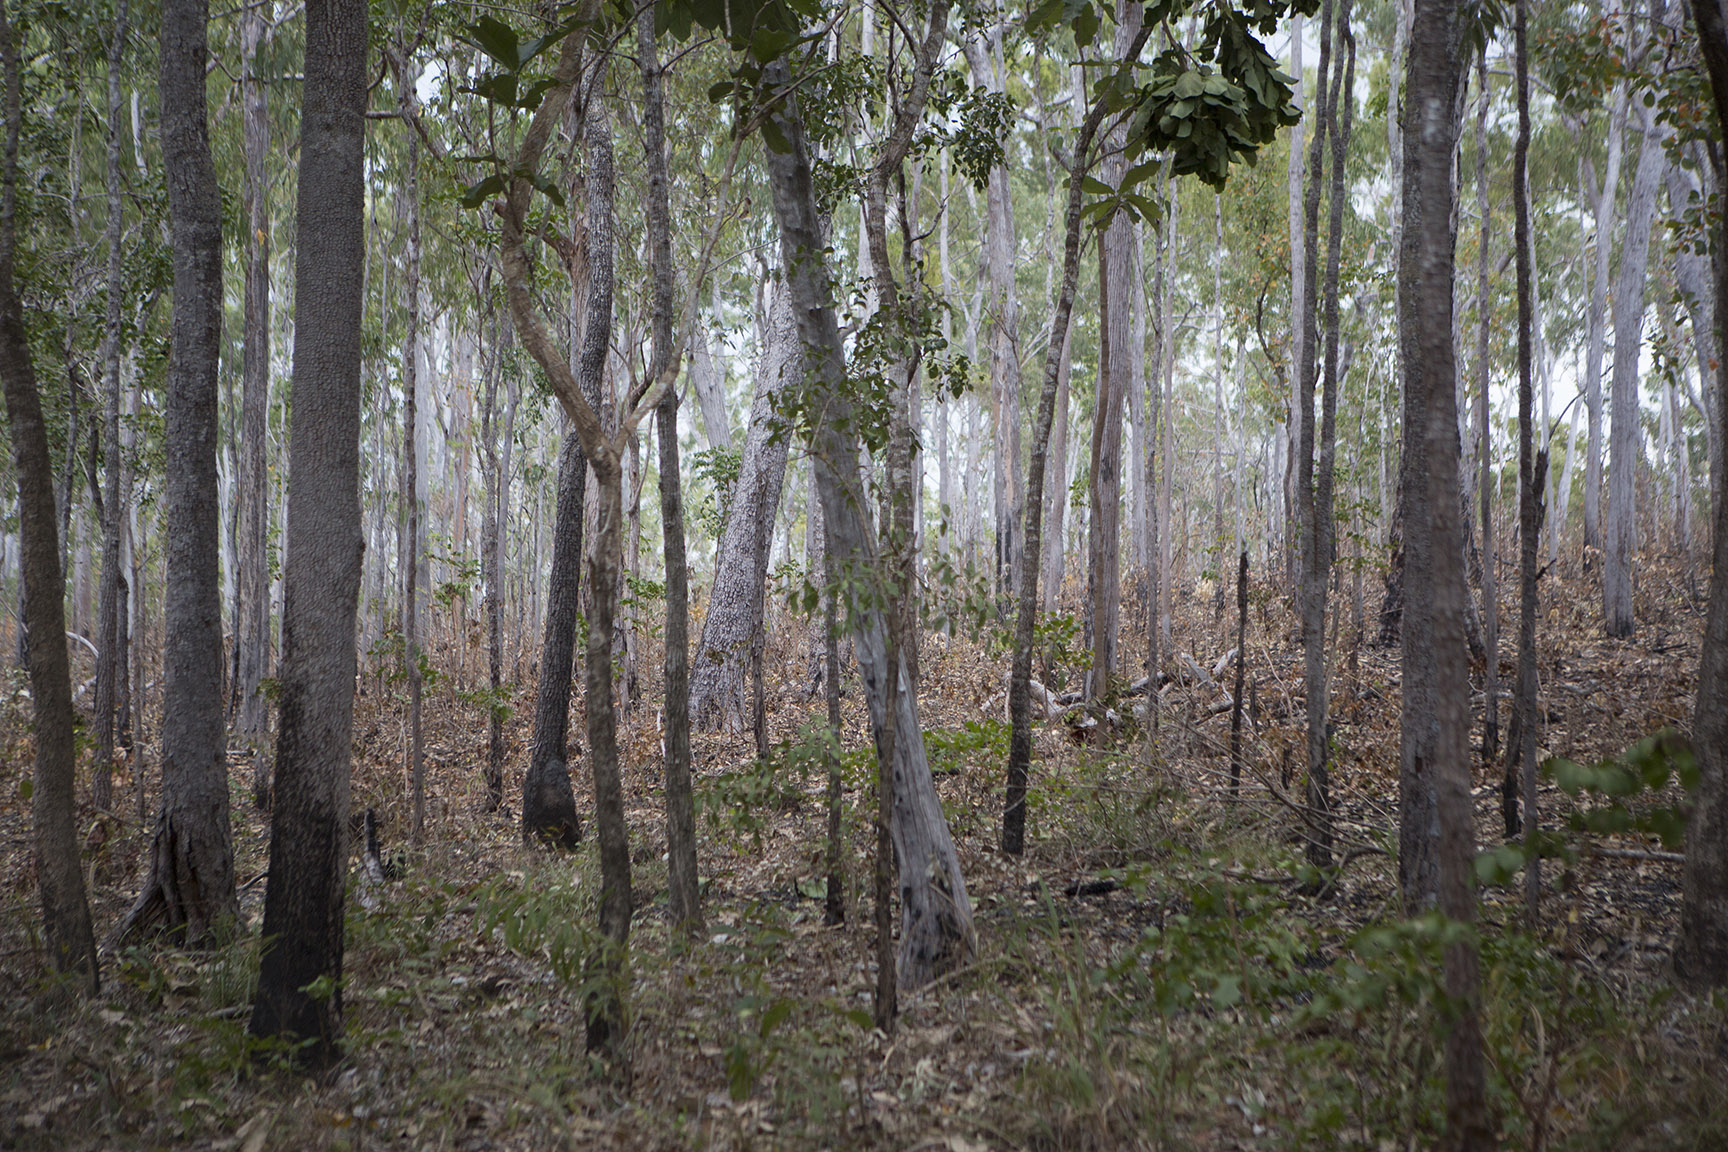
[0,0,97,991]
[1677,0,1728,988]
[249,0,368,1064]
[123,0,237,947]
[688,287,796,732]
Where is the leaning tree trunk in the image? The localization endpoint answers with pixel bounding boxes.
[237,0,272,808]
[249,0,367,1067]
[1399,0,1491,1143]
[93,0,129,813]
[0,0,97,992]
[688,287,796,731]
[1677,0,1728,989]
[1604,95,1666,637]
[762,57,976,989]
[120,0,237,948]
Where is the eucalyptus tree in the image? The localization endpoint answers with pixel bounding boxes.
[249,0,369,1065]
[1397,0,1489,1138]
[0,0,98,993]
[119,0,236,946]
[1678,0,1728,988]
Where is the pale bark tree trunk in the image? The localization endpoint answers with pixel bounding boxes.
[249,0,367,1065]
[1670,160,1722,511]
[1471,49,1504,821]
[1042,325,1073,613]
[690,328,730,451]
[689,287,795,730]
[1087,3,1141,700]
[94,0,129,813]
[1676,0,1728,989]
[0,0,97,991]
[639,4,699,934]
[122,0,237,947]
[1605,92,1667,637]
[1585,86,1630,557]
[1399,0,1491,1141]
[1285,14,1306,590]
[237,0,272,810]
[762,55,976,988]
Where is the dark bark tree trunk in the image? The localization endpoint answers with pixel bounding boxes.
[1677,0,1728,988]
[523,429,586,851]
[237,0,272,810]
[688,287,795,731]
[120,0,237,948]
[401,114,426,842]
[248,0,368,1065]
[94,0,130,814]
[1511,0,1544,922]
[0,0,97,992]
[762,56,976,990]
[639,3,700,934]
[1399,0,1491,1143]
[823,584,845,925]
[1472,49,1502,804]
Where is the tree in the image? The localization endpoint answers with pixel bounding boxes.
[638,0,699,934]
[0,0,97,993]
[1397,0,1490,1142]
[235,0,272,809]
[118,0,237,947]
[1677,0,1728,988]
[687,286,795,733]
[249,0,369,1063]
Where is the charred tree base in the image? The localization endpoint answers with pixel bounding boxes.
[522,756,582,851]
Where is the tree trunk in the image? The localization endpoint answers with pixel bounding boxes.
[1399,0,1491,1143]
[237,0,272,809]
[1677,0,1728,989]
[402,122,426,842]
[640,4,699,934]
[762,57,975,988]
[1604,94,1667,637]
[94,0,130,814]
[1585,86,1629,557]
[1285,13,1306,591]
[0,0,97,992]
[249,0,367,1065]
[1087,4,1142,701]
[122,0,237,948]
[689,287,795,730]
[1472,49,1504,825]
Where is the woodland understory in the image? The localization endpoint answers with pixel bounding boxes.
[2,559,1725,1152]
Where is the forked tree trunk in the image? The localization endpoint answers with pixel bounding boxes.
[1399,0,1490,1143]
[0,0,97,991]
[1604,92,1667,637]
[1677,0,1728,989]
[689,287,795,731]
[249,0,367,1066]
[762,57,975,989]
[121,0,237,948]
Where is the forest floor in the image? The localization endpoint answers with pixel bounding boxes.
[2,559,1727,1150]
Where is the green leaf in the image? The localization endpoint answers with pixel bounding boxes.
[465,16,522,70]
[458,173,506,209]
[760,998,793,1038]
[709,80,736,102]
[18,776,30,801]
[1080,174,1115,196]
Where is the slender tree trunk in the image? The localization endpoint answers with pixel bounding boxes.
[122,0,237,947]
[1585,87,1629,557]
[238,0,272,809]
[1605,90,1667,637]
[1285,13,1307,590]
[1677,0,1728,989]
[402,125,426,842]
[762,56,976,987]
[94,0,130,814]
[640,4,699,934]
[250,0,367,1066]
[0,0,97,992]
[1512,0,1543,919]
[1471,49,1504,824]
[1400,0,1491,1142]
